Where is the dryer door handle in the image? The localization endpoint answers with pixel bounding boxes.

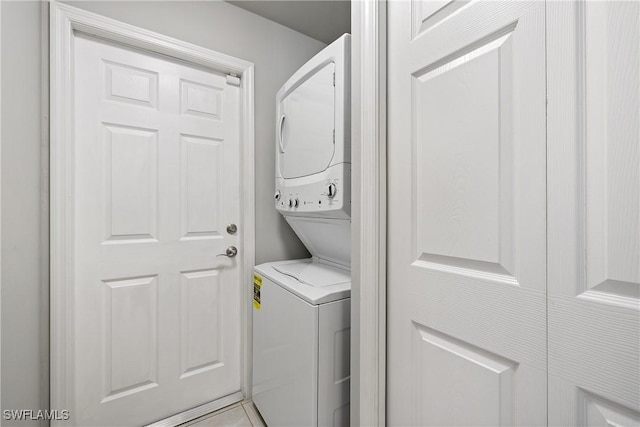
[278,114,287,153]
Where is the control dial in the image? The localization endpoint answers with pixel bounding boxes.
[274,190,281,201]
[327,183,337,198]
[287,198,293,208]
[293,198,300,208]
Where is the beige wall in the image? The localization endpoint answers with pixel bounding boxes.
[1,1,324,422]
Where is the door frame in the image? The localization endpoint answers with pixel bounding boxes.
[0,1,3,412]
[351,0,387,426]
[49,1,255,419]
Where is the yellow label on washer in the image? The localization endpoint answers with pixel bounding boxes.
[253,273,262,310]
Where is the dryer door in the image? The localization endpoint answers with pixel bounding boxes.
[278,62,335,179]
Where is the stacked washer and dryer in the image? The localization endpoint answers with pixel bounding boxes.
[252,34,351,427]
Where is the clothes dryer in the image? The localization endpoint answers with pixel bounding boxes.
[252,33,351,427]
[274,33,351,268]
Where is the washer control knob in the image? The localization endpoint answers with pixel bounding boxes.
[327,183,337,198]
[294,198,300,208]
[287,198,293,208]
[274,190,281,201]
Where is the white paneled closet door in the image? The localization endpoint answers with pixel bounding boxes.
[547,1,639,425]
[387,1,547,425]
[387,0,639,425]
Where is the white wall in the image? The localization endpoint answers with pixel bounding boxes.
[1,1,323,422]
[1,2,47,425]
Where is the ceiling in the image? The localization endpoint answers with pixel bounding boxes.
[226,1,350,44]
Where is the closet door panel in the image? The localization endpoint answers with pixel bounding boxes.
[547,1,639,424]
[387,2,547,425]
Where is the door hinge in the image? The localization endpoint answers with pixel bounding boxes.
[333,72,336,86]
[226,74,241,86]
[333,129,335,143]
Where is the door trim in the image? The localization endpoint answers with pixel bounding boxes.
[0,1,3,412]
[49,1,255,419]
[351,0,386,426]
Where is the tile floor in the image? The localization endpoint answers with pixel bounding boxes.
[181,401,266,427]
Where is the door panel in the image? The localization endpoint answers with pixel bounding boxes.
[73,35,241,426]
[180,135,223,239]
[547,1,639,424]
[103,123,159,241]
[180,270,223,378]
[103,275,159,401]
[387,2,546,425]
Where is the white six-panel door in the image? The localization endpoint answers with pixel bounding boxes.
[72,34,241,425]
[547,1,639,425]
[387,0,639,425]
[388,1,547,425]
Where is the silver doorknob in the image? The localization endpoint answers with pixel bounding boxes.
[227,224,238,234]
[217,246,238,257]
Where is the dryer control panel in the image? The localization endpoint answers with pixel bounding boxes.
[275,164,350,219]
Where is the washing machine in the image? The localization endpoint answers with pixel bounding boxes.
[252,33,351,426]
[252,260,350,427]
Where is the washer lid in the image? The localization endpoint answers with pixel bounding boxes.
[255,259,351,305]
[273,261,350,287]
